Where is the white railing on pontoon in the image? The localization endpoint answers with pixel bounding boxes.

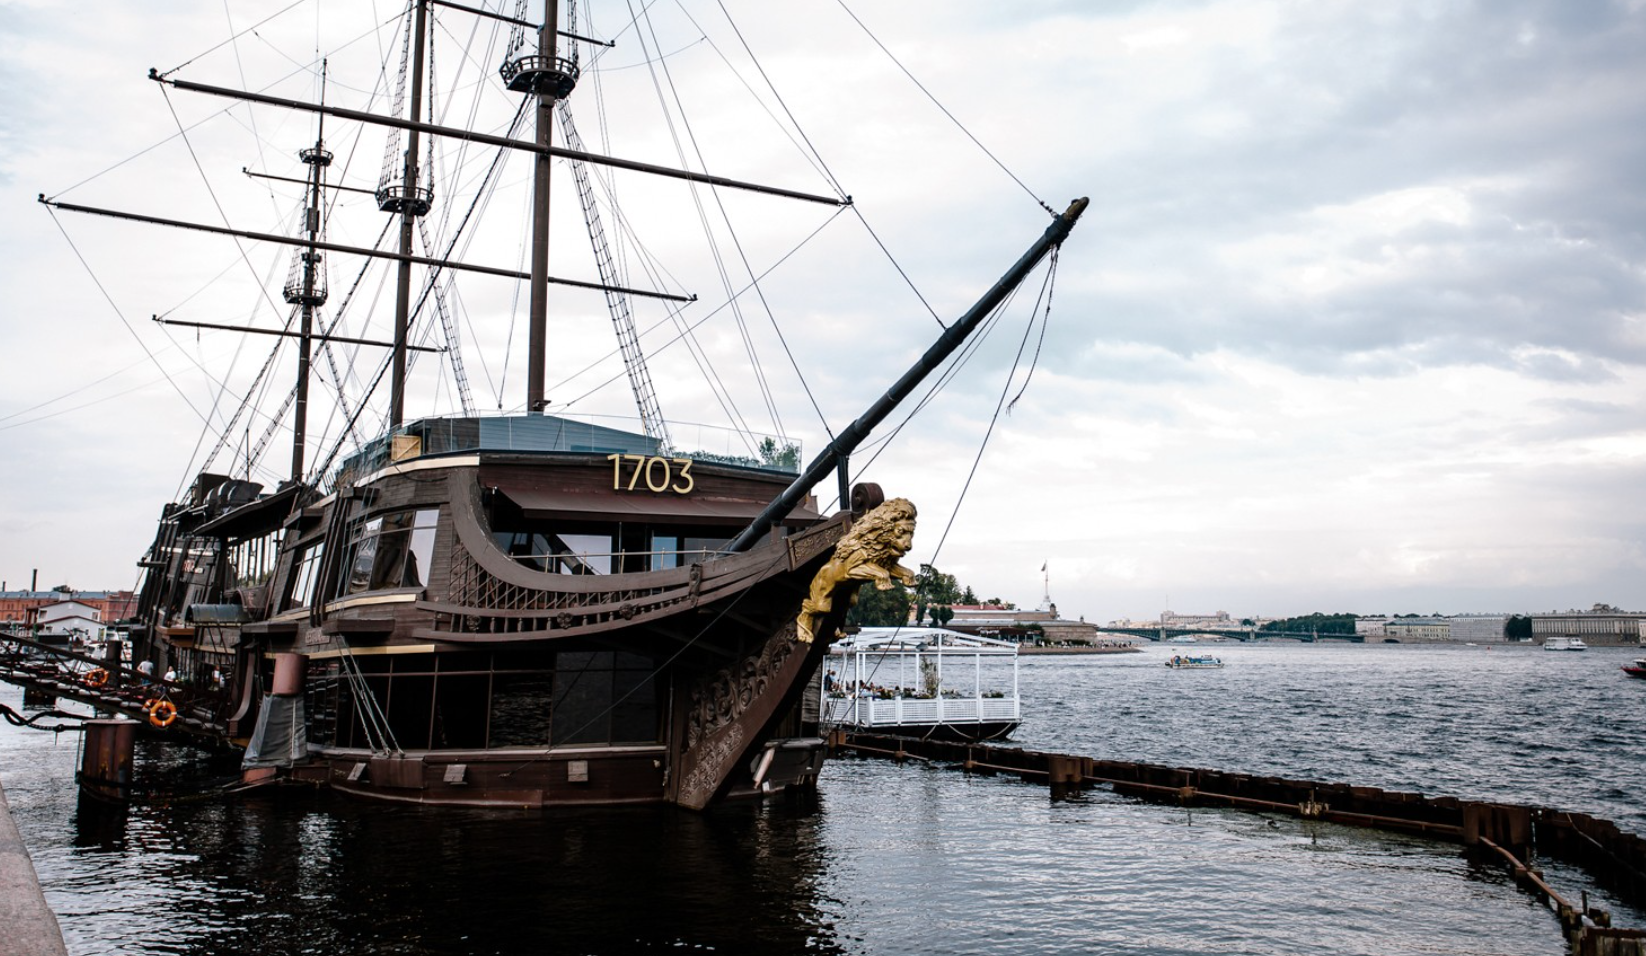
[820,695,1020,728]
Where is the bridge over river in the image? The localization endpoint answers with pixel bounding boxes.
[1096,627,1364,644]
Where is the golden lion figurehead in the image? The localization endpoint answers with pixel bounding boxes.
[795,497,917,644]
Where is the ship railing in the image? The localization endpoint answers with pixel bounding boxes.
[821,695,1020,727]
[505,546,724,575]
[333,413,801,487]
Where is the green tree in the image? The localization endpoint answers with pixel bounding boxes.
[757,437,800,471]
[846,581,913,627]
[914,564,961,626]
[1506,615,1532,640]
[1260,612,1358,635]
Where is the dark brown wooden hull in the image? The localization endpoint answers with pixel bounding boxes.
[122,450,861,810]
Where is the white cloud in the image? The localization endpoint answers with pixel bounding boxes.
[2,0,1643,623]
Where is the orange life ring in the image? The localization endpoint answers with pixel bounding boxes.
[148,700,178,728]
[83,668,109,688]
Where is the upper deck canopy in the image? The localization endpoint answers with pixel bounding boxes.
[830,627,1020,657]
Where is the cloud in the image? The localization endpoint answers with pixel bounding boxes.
[1,0,1643,621]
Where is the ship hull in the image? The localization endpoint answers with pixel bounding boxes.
[125,438,871,810]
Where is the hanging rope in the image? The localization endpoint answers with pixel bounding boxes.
[833,0,1055,217]
[923,249,1062,568]
[338,643,401,756]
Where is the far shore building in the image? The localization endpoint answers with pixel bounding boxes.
[1160,610,1234,629]
[1382,618,1450,642]
[1355,617,1390,638]
[1530,605,1646,645]
[1447,615,1508,642]
[943,603,1099,645]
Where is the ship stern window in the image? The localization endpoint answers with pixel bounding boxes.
[285,542,326,611]
[338,508,440,596]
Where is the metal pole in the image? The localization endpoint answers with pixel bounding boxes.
[292,130,323,480]
[390,0,429,427]
[525,0,560,413]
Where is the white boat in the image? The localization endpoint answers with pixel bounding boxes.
[1544,637,1589,651]
[1165,654,1224,669]
[820,627,1021,740]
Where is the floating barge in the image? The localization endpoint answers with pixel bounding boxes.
[820,627,1021,741]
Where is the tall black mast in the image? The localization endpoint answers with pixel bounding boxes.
[386,1,432,427]
[505,0,577,414]
[284,67,331,481]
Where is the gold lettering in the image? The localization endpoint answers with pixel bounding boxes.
[671,458,695,494]
[609,456,697,494]
[644,456,670,492]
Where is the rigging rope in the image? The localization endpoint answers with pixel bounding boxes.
[629,0,782,446]
[156,0,310,78]
[44,210,213,428]
[338,643,401,756]
[161,84,308,484]
[923,250,1061,569]
[832,0,1054,217]
[502,539,797,777]
[550,205,848,411]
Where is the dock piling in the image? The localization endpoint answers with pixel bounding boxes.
[77,718,139,803]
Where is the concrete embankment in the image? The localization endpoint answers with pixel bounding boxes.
[0,780,68,956]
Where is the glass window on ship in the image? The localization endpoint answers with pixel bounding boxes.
[286,542,326,610]
[304,649,659,749]
[492,521,730,575]
[338,509,439,597]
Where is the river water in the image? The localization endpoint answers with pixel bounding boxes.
[2,641,1642,955]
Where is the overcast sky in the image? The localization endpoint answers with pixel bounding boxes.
[2,0,1643,623]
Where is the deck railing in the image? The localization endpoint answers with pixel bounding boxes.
[822,695,1020,727]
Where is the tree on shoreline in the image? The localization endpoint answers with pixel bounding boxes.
[1260,612,1358,635]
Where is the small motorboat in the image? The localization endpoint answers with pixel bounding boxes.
[1165,654,1224,669]
[1623,658,1646,679]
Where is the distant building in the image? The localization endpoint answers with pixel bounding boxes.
[1530,605,1645,645]
[1355,617,1390,638]
[34,600,104,642]
[1383,618,1450,642]
[1448,615,1507,642]
[1161,610,1232,629]
[945,603,1098,645]
[0,590,137,632]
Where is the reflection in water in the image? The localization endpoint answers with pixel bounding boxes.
[62,778,840,955]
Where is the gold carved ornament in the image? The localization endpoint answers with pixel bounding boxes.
[795,497,917,645]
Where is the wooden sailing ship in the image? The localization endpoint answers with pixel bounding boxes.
[20,0,1085,809]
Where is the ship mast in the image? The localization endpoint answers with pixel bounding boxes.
[503,0,577,414]
[285,69,331,480]
[385,1,433,427]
